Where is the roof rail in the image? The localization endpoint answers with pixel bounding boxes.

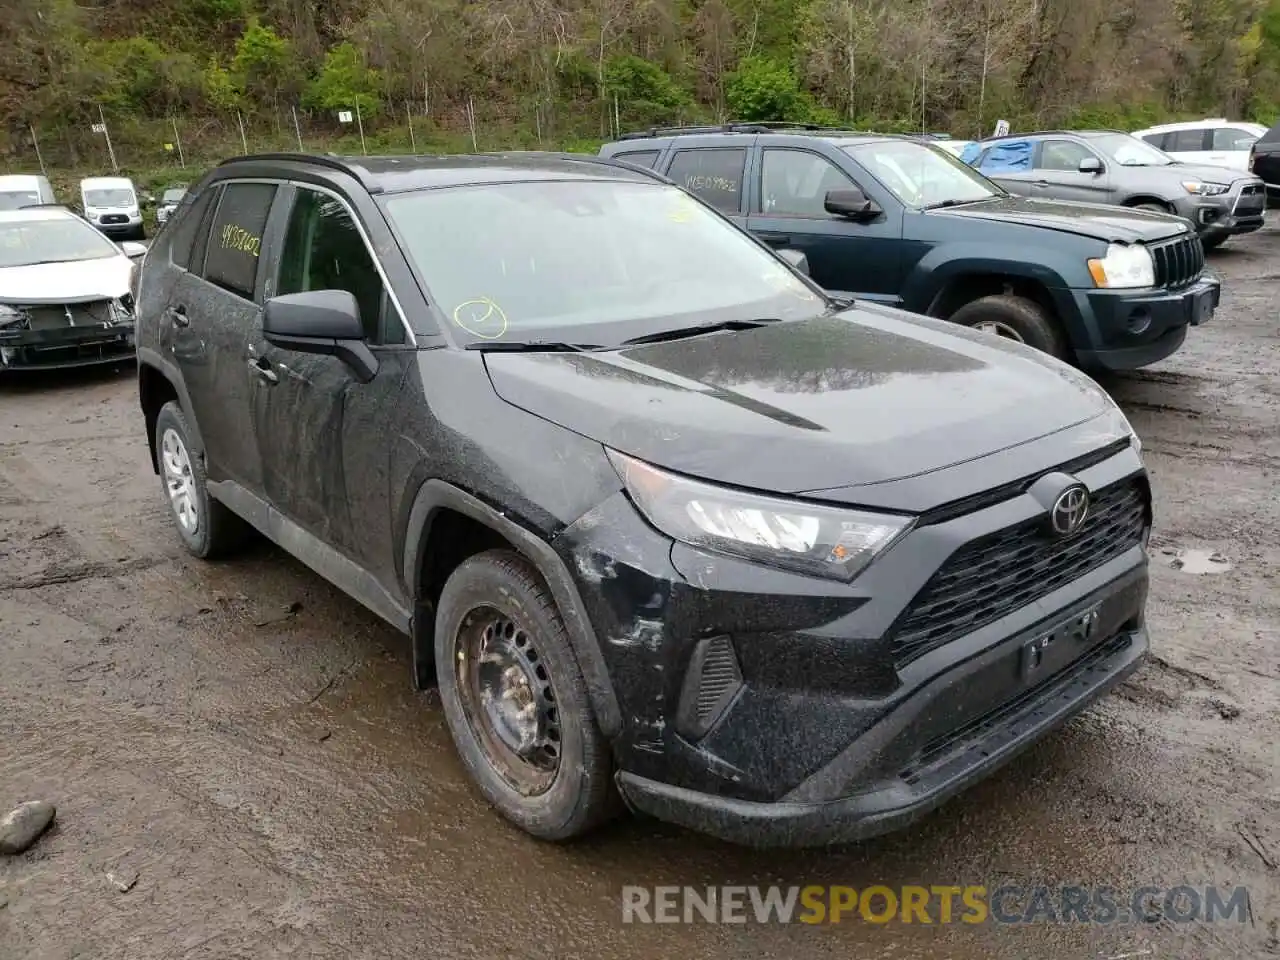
[982,128,1127,141]
[18,202,71,210]
[617,120,845,141]
[214,152,371,187]
[481,150,675,184]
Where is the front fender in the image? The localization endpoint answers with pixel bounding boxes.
[904,244,1081,316]
[401,478,623,738]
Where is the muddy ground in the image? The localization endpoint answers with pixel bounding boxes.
[1,231,1277,960]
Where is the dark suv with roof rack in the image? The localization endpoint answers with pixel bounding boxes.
[601,124,1219,370]
[135,149,1152,848]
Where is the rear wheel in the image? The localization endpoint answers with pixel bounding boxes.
[154,402,247,559]
[949,294,1067,359]
[434,549,617,840]
[1201,235,1227,251]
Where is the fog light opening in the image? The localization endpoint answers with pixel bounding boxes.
[1126,309,1152,336]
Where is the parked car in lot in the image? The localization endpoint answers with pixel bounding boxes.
[963,130,1266,249]
[155,186,188,226]
[0,174,57,211]
[1132,119,1267,172]
[1247,119,1280,206]
[601,126,1217,370]
[80,176,145,240]
[0,207,142,371]
[135,151,1153,847]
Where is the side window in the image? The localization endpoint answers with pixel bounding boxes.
[201,182,276,300]
[760,149,857,217]
[170,186,219,270]
[277,188,387,342]
[1140,133,1167,149]
[615,150,660,169]
[1212,127,1258,151]
[665,148,746,213]
[1168,128,1207,152]
[1036,140,1095,172]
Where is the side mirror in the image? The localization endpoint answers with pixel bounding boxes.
[1078,157,1104,175]
[262,289,378,383]
[776,248,810,276]
[120,241,147,259]
[824,187,882,222]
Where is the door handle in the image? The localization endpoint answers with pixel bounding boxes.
[247,357,279,384]
[755,231,791,245]
[166,304,190,328]
[1034,180,1051,186]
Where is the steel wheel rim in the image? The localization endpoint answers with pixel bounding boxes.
[455,606,561,796]
[974,320,1026,342]
[160,428,199,535]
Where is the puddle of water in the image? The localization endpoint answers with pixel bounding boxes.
[1159,547,1233,575]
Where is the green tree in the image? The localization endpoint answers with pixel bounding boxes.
[723,55,809,121]
[303,42,382,116]
[231,19,298,107]
[203,56,243,110]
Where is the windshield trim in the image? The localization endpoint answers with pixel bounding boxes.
[377,178,833,348]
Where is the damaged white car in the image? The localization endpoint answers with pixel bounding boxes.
[0,207,143,371]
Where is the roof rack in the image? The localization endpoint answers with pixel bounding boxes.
[214,152,372,187]
[618,120,848,140]
[481,150,675,184]
[981,128,1126,142]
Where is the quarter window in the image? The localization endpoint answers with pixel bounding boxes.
[201,182,276,300]
[760,150,857,217]
[1140,133,1167,149]
[277,188,387,342]
[665,148,746,213]
[614,150,660,169]
[172,186,219,271]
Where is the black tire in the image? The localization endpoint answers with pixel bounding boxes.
[153,401,247,559]
[435,549,617,841]
[949,293,1067,358]
[134,225,146,241]
[1201,235,1227,251]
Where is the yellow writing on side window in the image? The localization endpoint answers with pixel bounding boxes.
[453,297,509,339]
[220,223,261,258]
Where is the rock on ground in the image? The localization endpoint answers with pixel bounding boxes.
[0,800,56,854]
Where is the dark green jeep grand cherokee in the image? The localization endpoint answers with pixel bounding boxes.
[600,126,1220,371]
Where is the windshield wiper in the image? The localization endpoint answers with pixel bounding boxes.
[464,340,599,353]
[923,197,994,210]
[620,318,781,347]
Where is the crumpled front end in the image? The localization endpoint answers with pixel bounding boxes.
[0,296,136,370]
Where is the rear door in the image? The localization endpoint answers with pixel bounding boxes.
[164,180,275,489]
[1029,139,1112,204]
[661,144,751,227]
[747,146,904,301]
[1162,127,1211,166]
[972,140,1039,196]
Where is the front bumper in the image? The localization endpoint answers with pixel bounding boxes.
[1174,185,1266,239]
[92,216,142,236]
[1069,276,1219,372]
[556,443,1150,846]
[0,323,136,370]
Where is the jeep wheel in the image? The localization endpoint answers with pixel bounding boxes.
[950,294,1067,358]
[435,549,616,840]
[154,401,247,559]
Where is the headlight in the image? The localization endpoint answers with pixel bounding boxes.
[1088,243,1155,289]
[0,304,29,330]
[608,450,914,581]
[1181,181,1229,196]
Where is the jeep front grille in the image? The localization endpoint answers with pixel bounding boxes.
[1150,235,1204,289]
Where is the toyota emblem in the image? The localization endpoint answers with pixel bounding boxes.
[1050,484,1090,537]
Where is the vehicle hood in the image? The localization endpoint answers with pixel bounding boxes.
[483,308,1120,496]
[931,196,1189,242]
[0,257,131,303]
[1162,161,1258,184]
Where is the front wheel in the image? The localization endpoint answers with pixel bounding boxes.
[949,294,1067,359]
[434,549,617,841]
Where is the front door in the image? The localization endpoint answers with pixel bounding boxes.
[747,147,905,302]
[165,181,277,489]
[1030,140,1112,204]
[249,185,410,570]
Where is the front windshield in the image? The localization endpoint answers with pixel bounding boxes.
[843,140,1000,207]
[1091,134,1175,166]
[381,180,826,344]
[0,191,40,212]
[84,188,136,208]
[0,217,120,268]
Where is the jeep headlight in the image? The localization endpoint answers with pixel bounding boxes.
[608,450,914,581]
[1088,243,1155,289]
[1181,180,1229,196]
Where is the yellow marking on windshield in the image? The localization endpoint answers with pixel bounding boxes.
[452,297,509,339]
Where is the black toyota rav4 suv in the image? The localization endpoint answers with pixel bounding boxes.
[134,151,1152,847]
